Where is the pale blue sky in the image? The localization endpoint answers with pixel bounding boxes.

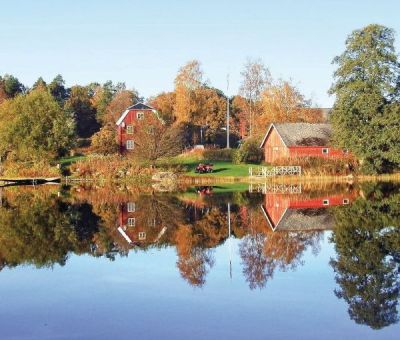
[1,0,400,106]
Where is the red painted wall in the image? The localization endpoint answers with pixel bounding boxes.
[289,146,348,159]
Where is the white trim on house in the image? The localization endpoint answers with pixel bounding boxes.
[118,226,133,244]
[116,109,130,126]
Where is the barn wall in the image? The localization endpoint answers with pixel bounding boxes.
[263,127,289,163]
[288,146,347,159]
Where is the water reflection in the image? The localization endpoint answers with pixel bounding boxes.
[0,182,399,330]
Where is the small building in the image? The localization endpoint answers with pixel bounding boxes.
[116,102,158,153]
[259,123,347,163]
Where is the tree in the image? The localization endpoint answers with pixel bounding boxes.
[32,77,47,90]
[0,88,75,161]
[104,89,138,125]
[91,124,119,155]
[329,24,400,173]
[174,60,204,123]
[149,91,176,125]
[240,58,271,136]
[257,79,322,134]
[0,74,24,103]
[65,86,99,138]
[48,74,69,104]
[133,118,185,161]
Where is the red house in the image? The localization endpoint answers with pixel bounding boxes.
[116,102,159,153]
[259,123,348,163]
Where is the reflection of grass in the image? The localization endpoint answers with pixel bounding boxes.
[184,183,249,194]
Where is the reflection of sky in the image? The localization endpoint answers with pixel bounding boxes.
[0,233,398,339]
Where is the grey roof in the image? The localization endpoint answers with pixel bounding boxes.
[276,208,334,231]
[127,102,154,110]
[261,206,334,232]
[273,123,332,147]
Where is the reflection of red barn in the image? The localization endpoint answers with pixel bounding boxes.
[115,102,159,153]
[117,202,166,246]
[261,193,355,232]
[260,123,348,163]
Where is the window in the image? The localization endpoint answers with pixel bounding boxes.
[126,140,134,150]
[323,199,329,206]
[148,126,155,134]
[138,232,146,240]
[273,147,279,151]
[126,125,134,134]
[127,202,136,212]
[137,111,144,120]
[127,218,136,227]
[343,198,349,205]
[322,148,329,154]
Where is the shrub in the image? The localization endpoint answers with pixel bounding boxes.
[203,148,234,161]
[91,124,119,155]
[234,137,263,164]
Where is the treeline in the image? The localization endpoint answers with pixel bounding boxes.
[0,58,321,163]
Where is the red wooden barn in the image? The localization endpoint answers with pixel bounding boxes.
[259,123,348,163]
[260,192,355,232]
[116,102,159,153]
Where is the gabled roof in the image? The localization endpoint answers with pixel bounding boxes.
[127,102,155,111]
[260,123,333,148]
[116,102,157,126]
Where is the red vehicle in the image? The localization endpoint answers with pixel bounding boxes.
[195,163,214,174]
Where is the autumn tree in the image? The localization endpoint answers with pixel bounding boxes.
[329,24,400,173]
[240,58,271,136]
[32,76,47,90]
[0,88,75,161]
[149,91,176,125]
[104,89,138,125]
[48,74,69,104]
[91,125,119,155]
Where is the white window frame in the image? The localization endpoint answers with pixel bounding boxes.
[322,148,329,154]
[127,202,136,213]
[138,232,146,240]
[137,111,145,120]
[323,199,329,206]
[343,198,349,205]
[127,218,136,227]
[126,125,134,134]
[126,140,134,150]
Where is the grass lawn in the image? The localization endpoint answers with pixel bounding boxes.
[162,156,259,177]
[57,155,87,166]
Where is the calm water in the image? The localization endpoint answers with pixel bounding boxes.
[0,182,399,340]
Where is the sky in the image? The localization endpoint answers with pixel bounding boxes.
[1,0,400,106]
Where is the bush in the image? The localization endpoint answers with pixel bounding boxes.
[234,137,263,164]
[90,125,119,155]
[203,148,234,161]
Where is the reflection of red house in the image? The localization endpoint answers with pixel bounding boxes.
[259,123,348,163]
[261,193,355,231]
[115,102,159,153]
[117,202,166,246]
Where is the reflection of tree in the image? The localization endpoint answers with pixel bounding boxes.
[175,225,214,287]
[330,184,400,329]
[240,207,324,290]
[0,192,102,269]
[240,233,270,289]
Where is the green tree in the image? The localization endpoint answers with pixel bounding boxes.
[65,85,99,138]
[0,74,24,99]
[32,76,47,90]
[48,74,69,104]
[329,24,400,173]
[330,183,400,329]
[0,88,75,161]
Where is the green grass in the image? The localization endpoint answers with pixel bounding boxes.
[160,155,259,177]
[57,155,87,166]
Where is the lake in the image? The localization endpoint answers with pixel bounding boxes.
[0,181,399,339]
